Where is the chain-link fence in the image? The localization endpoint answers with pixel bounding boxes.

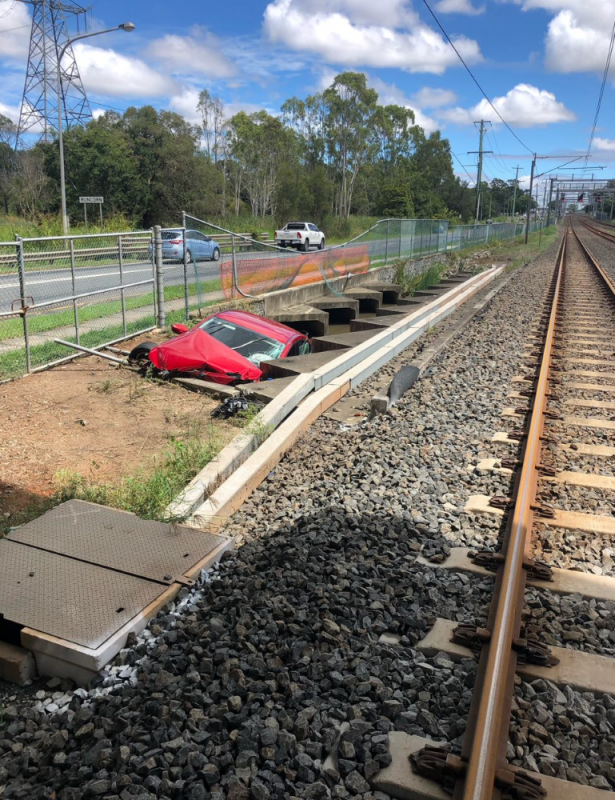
[0,231,156,382]
[182,214,543,299]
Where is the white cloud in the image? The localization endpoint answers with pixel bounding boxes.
[439,83,576,127]
[74,43,177,98]
[502,0,615,76]
[412,87,457,108]
[263,0,482,74]
[91,108,106,120]
[169,88,274,124]
[279,0,418,27]
[594,137,615,151]
[0,100,20,123]
[0,2,31,60]
[435,0,485,14]
[146,28,236,79]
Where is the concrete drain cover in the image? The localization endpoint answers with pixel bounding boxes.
[0,500,230,684]
[8,499,224,584]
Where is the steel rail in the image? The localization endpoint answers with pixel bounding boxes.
[460,229,568,800]
[579,218,615,245]
[572,224,615,298]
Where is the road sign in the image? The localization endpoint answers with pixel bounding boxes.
[79,196,104,204]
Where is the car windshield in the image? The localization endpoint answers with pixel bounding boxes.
[285,223,306,230]
[162,231,182,240]
[200,318,284,365]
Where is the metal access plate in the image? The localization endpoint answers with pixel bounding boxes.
[0,540,166,649]
[8,500,224,584]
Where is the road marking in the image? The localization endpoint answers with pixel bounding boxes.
[0,265,157,291]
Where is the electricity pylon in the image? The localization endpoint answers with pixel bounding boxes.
[15,0,92,145]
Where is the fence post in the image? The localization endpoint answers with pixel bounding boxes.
[70,238,81,344]
[384,219,390,265]
[181,211,190,319]
[15,236,31,373]
[231,233,239,298]
[117,236,126,338]
[153,225,166,327]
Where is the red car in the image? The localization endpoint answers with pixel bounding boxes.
[128,310,311,385]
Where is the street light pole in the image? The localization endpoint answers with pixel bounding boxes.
[57,22,135,235]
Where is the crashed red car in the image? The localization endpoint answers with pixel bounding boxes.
[128,309,311,385]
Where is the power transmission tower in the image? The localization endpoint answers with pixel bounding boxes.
[468,120,492,223]
[511,164,521,218]
[15,0,92,146]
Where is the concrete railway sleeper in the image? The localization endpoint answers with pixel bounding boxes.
[411,218,615,800]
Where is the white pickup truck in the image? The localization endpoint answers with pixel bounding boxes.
[274,222,326,251]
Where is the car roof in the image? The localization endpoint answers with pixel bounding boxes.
[211,309,302,344]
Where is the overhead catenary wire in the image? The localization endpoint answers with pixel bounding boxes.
[420,0,534,155]
[585,15,615,164]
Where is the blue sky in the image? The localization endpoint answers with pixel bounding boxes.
[1,0,615,196]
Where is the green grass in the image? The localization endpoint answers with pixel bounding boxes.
[54,425,221,521]
[0,278,221,343]
[394,260,446,296]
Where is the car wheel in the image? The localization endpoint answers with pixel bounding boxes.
[319,238,325,250]
[185,249,194,265]
[302,238,310,252]
[212,247,220,262]
[128,341,156,367]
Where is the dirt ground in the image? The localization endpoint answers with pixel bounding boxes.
[0,337,240,521]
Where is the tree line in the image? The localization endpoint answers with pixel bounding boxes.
[0,71,536,231]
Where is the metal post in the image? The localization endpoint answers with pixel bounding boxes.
[524,155,536,244]
[84,204,87,227]
[99,202,103,229]
[57,57,69,235]
[546,177,554,228]
[16,237,31,373]
[70,238,80,344]
[182,211,190,319]
[384,219,390,265]
[118,236,126,337]
[153,225,166,327]
[231,233,239,298]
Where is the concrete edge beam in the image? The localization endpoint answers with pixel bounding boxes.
[187,270,503,532]
[372,732,611,800]
[169,269,501,521]
[418,618,615,695]
[0,641,36,686]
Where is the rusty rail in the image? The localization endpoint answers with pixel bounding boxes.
[457,229,567,800]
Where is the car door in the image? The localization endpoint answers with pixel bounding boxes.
[309,224,320,244]
[202,235,214,259]
[191,231,209,261]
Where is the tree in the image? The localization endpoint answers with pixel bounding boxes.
[227,111,297,219]
[0,115,17,215]
[322,73,378,219]
[12,148,53,219]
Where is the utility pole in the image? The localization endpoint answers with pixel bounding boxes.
[468,120,492,224]
[511,165,521,218]
[524,154,536,244]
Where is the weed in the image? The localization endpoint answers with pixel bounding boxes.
[394,259,446,296]
[54,425,220,522]
[91,378,121,394]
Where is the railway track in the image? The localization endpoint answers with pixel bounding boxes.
[412,218,615,799]
[579,216,615,246]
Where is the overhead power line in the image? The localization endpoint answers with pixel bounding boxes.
[452,151,476,186]
[585,15,615,164]
[420,0,534,155]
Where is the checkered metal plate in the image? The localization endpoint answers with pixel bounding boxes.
[8,500,223,583]
[0,540,166,649]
